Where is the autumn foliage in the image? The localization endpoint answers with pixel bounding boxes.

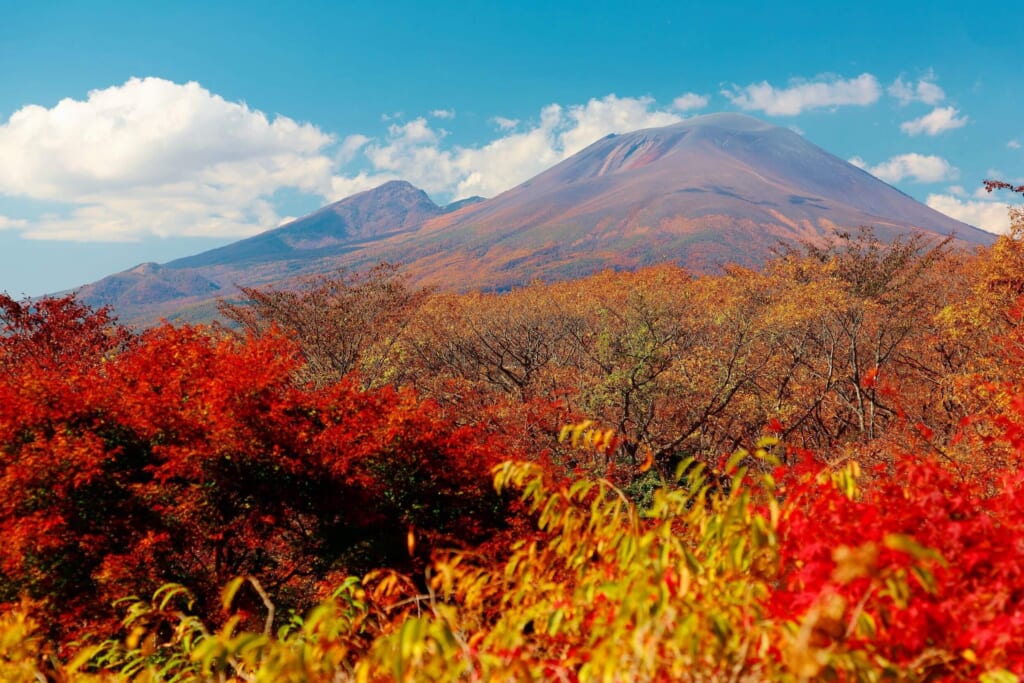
[0,295,514,645]
[3,208,1024,680]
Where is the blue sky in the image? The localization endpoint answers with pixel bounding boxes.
[0,0,1021,295]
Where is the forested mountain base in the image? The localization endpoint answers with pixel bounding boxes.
[3,207,1024,680]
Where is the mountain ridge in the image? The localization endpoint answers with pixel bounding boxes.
[74,113,993,323]
[169,180,443,270]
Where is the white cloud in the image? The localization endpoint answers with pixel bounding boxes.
[947,185,966,196]
[888,74,945,106]
[0,216,28,231]
[0,82,695,241]
[0,77,336,241]
[336,134,370,164]
[722,73,881,115]
[557,95,681,155]
[331,94,683,200]
[899,106,968,136]
[431,108,456,119]
[384,117,441,146]
[329,171,401,201]
[915,81,945,105]
[1009,140,1022,149]
[671,92,709,111]
[926,194,1013,234]
[856,153,958,183]
[491,116,519,131]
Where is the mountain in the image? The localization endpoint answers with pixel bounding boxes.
[76,113,993,323]
[364,113,989,288]
[171,180,444,269]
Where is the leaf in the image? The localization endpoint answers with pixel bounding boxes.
[980,671,1020,683]
[883,534,946,566]
[570,420,595,447]
[221,576,247,612]
[407,527,416,557]
[638,449,654,473]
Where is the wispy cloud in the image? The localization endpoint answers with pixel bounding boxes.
[0,216,28,231]
[671,92,709,111]
[850,153,958,183]
[1009,140,1022,150]
[491,116,519,131]
[430,108,456,119]
[900,106,967,136]
[721,73,881,115]
[336,134,371,164]
[888,73,945,106]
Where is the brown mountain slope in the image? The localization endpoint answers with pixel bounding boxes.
[76,113,993,323]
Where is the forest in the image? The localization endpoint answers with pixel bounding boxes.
[2,194,1024,681]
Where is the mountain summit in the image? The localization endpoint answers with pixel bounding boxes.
[76,113,992,322]
[171,180,444,270]
[370,112,987,287]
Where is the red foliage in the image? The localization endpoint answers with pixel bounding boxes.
[0,292,132,374]
[0,296,516,642]
[772,432,1024,676]
[984,179,1024,197]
